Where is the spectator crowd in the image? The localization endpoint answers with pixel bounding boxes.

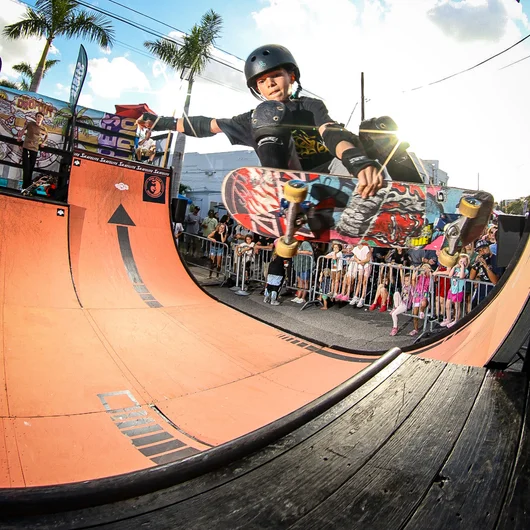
[177,204,506,338]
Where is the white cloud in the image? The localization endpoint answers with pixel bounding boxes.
[78,93,94,108]
[0,1,45,78]
[86,56,151,98]
[428,0,509,42]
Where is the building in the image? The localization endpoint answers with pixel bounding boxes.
[421,159,449,187]
[180,150,259,214]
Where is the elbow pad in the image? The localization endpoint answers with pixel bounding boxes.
[183,116,215,137]
[321,124,359,156]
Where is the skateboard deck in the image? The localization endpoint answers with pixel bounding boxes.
[221,167,494,250]
[21,175,58,197]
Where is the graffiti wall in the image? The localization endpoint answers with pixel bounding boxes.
[0,87,149,187]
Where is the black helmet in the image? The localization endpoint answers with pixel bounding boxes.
[244,44,300,90]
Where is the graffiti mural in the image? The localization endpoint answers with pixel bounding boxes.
[0,87,155,188]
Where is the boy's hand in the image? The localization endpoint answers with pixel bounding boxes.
[356,166,384,199]
[140,112,158,123]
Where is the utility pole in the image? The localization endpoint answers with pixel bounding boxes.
[361,72,365,121]
[477,172,480,190]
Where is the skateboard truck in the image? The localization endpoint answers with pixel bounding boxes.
[438,197,482,268]
[276,180,309,258]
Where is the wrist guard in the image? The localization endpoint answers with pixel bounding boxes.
[183,116,215,137]
[341,147,381,178]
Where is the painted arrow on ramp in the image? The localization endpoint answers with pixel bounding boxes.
[108,204,162,308]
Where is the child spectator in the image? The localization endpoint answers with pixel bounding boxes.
[389,269,414,336]
[432,262,450,322]
[337,244,355,302]
[324,242,343,300]
[264,251,291,306]
[348,241,372,307]
[441,253,470,328]
[236,234,255,282]
[291,240,313,304]
[207,223,228,278]
[409,264,432,336]
[318,268,333,310]
[172,220,184,246]
[370,263,394,312]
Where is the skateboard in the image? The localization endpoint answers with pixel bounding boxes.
[21,175,58,197]
[221,167,494,261]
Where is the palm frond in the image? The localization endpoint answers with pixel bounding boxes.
[13,62,34,78]
[0,79,20,89]
[144,39,181,69]
[64,9,115,48]
[2,7,49,40]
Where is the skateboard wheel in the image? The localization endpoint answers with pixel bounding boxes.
[275,236,299,258]
[283,180,308,203]
[459,197,481,219]
[438,248,459,268]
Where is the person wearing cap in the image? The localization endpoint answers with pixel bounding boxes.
[469,238,502,305]
[138,44,395,200]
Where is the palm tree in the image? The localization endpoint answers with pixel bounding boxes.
[13,59,60,91]
[53,105,94,137]
[0,79,19,89]
[144,9,222,199]
[3,0,114,92]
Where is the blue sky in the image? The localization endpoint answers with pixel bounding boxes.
[1,0,530,201]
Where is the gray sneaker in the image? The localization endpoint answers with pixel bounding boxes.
[263,295,270,304]
[270,300,280,306]
[349,296,359,306]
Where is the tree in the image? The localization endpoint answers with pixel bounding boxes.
[3,0,114,92]
[13,59,60,91]
[0,79,19,89]
[144,9,222,199]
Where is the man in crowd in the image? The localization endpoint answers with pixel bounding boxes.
[18,111,48,190]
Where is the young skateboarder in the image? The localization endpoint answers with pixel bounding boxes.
[138,44,385,199]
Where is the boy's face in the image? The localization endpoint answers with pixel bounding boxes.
[35,113,44,125]
[256,69,293,101]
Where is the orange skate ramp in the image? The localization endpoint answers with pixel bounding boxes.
[0,153,375,488]
[1,149,528,490]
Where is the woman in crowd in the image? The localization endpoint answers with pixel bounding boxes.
[207,223,228,278]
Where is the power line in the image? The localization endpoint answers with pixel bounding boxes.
[104,0,245,66]
[499,53,530,70]
[76,0,245,75]
[409,33,530,91]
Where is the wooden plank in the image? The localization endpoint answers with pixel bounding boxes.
[495,375,530,530]
[404,372,527,530]
[99,356,448,529]
[290,363,485,530]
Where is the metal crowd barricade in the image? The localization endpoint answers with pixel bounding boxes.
[179,233,230,283]
[309,257,435,336]
[428,273,496,332]
[224,243,316,303]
